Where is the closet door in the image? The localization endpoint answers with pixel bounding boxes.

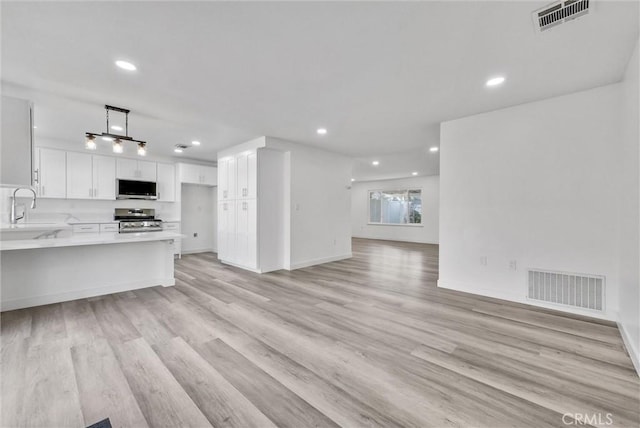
[236,152,248,199]
[218,200,236,263]
[235,200,249,266]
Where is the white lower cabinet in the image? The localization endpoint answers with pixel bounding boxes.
[218,200,236,263]
[162,221,181,257]
[235,199,257,269]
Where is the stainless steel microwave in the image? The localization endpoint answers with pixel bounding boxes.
[116,179,158,200]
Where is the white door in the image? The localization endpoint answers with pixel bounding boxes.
[236,153,248,199]
[235,200,248,266]
[116,158,138,180]
[247,151,257,199]
[227,156,237,200]
[157,163,176,202]
[218,159,229,199]
[93,155,116,200]
[218,200,236,263]
[38,148,66,198]
[138,160,157,181]
[245,198,257,269]
[66,152,93,199]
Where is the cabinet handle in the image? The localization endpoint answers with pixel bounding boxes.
[223,203,227,211]
[243,202,247,210]
[42,185,45,196]
[89,188,93,197]
[223,190,228,198]
[34,169,39,184]
[94,188,98,198]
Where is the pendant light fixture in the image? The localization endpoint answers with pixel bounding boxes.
[85,105,148,155]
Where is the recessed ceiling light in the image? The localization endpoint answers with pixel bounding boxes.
[486,76,505,87]
[429,147,439,152]
[317,128,327,135]
[174,148,183,153]
[33,126,37,129]
[111,125,123,132]
[191,140,201,146]
[372,161,379,166]
[351,178,355,182]
[102,136,114,141]
[412,172,418,176]
[115,60,137,71]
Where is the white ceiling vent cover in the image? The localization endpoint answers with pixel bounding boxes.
[533,0,592,32]
[528,269,604,311]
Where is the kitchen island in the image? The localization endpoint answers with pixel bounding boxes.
[1,230,181,311]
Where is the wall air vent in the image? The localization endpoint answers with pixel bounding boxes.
[533,0,592,32]
[527,269,604,311]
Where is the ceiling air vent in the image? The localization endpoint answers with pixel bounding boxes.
[533,0,592,32]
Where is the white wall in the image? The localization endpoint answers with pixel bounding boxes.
[440,83,624,320]
[180,184,217,254]
[351,175,439,244]
[266,137,353,269]
[618,39,640,372]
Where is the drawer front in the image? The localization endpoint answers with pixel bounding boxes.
[72,224,99,233]
[163,222,180,231]
[99,223,119,233]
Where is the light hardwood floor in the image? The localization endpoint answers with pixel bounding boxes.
[2,239,639,427]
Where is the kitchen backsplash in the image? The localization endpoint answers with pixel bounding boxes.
[0,187,180,224]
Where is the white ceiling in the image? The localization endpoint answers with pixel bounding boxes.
[2,1,638,180]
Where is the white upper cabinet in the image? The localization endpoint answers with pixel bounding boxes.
[92,155,116,200]
[178,163,217,186]
[218,157,236,200]
[36,148,66,199]
[66,153,116,200]
[66,152,93,199]
[1,96,33,187]
[157,163,176,202]
[116,158,157,181]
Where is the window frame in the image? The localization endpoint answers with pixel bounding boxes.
[367,188,424,227]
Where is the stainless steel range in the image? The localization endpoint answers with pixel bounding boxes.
[114,208,163,233]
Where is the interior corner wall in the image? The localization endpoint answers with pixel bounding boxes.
[266,138,352,269]
[351,175,439,244]
[618,38,640,373]
[180,184,217,254]
[439,83,623,321]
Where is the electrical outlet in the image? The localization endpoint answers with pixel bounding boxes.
[193,232,198,238]
[480,256,488,266]
[509,260,517,271]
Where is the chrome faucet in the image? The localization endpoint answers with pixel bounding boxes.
[10,187,37,224]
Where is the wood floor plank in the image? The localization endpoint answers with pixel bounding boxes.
[2,239,638,428]
[153,336,276,428]
[71,338,148,428]
[112,337,212,428]
[21,339,84,427]
[195,338,341,428]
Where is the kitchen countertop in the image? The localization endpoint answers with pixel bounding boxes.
[0,231,183,251]
[0,222,72,232]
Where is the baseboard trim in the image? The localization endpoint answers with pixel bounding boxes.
[289,253,352,270]
[182,248,216,255]
[352,236,438,245]
[437,279,614,321]
[1,278,174,311]
[617,321,640,377]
